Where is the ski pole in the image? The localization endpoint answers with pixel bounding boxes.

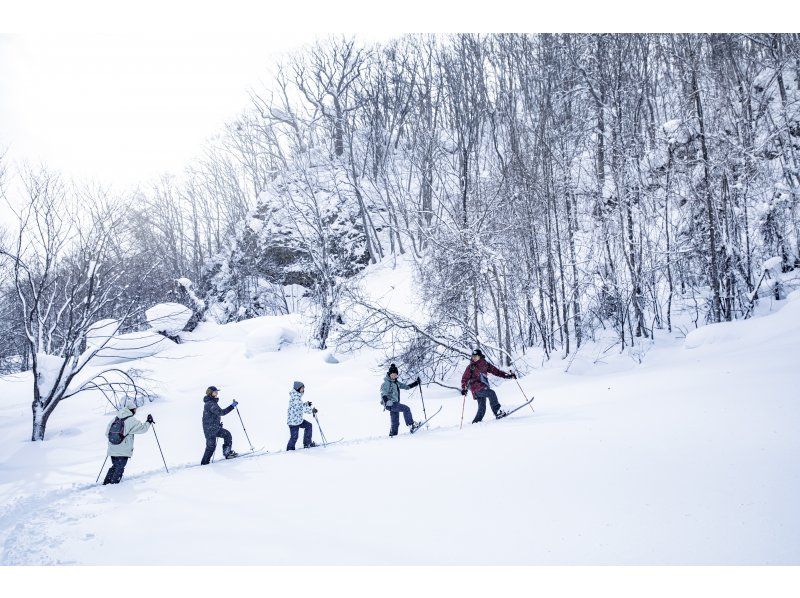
[460,392,466,430]
[313,413,329,446]
[235,405,255,452]
[95,455,108,484]
[512,375,535,414]
[151,423,170,474]
[418,383,429,425]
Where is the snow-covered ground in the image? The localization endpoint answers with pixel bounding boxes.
[1,265,798,565]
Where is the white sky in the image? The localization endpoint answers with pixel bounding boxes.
[0,34,318,190]
[0,1,792,195]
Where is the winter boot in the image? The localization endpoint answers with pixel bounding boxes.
[304,441,318,449]
[495,409,508,420]
[410,421,423,433]
[224,450,240,459]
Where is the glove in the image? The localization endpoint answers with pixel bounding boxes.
[461,388,468,396]
[306,401,313,407]
[408,378,420,389]
[509,372,517,379]
[231,400,239,408]
[312,407,318,415]
[146,414,154,424]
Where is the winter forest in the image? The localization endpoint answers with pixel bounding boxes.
[2,33,799,440]
[1,30,799,569]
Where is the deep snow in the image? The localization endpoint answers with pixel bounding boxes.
[0,264,798,565]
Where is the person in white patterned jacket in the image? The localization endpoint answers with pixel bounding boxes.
[286,381,317,450]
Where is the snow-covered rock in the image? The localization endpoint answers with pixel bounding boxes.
[146,303,192,336]
[244,317,299,357]
[86,319,121,349]
[88,330,173,366]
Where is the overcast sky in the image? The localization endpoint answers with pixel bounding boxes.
[0,33,322,190]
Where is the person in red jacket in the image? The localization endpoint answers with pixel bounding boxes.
[460,348,516,422]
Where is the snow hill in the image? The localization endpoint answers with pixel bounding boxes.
[0,262,799,565]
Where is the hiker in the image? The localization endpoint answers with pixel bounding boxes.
[380,363,422,436]
[287,381,318,450]
[201,385,239,464]
[103,398,153,485]
[460,349,516,422]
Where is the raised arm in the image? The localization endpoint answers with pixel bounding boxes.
[486,361,512,379]
[126,418,152,435]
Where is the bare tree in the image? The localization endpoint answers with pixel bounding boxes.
[0,169,150,440]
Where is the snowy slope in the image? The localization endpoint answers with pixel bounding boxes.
[0,276,798,564]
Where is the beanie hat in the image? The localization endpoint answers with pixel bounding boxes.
[206,386,219,396]
[471,348,484,358]
[293,381,305,391]
[388,363,399,375]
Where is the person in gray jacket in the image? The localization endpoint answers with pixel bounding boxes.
[380,363,422,436]
[103,398,153,485]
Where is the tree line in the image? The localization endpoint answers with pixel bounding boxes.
[2,34,799,437]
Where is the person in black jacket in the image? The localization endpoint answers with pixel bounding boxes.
[201,385,239,464]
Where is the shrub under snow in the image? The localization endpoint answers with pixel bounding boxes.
[146,303,192,336]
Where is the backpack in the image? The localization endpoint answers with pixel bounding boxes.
[108,416,131,445]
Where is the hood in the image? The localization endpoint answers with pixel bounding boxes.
[115,407,134,418]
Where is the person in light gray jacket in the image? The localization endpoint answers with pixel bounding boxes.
[103,398,153,485]
[380,363,422,436]
[287,381,317,450]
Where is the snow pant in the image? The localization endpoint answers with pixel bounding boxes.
[387,402,414,436]
[201,427,233,465]
[103,456,129,485]
[287,420,313,450]
[472,389,501,423]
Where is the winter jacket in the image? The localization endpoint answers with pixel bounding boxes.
[461,357,512,397]
[202,395,235,436]
[380,375,411,407]
[105,407,151,458]
[287,389,313,426]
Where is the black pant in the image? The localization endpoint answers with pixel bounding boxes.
[287,420,313,450]
[201,427,233,464]
[387,402,414,436]
[473,389,501,423]
[103,456,129,485]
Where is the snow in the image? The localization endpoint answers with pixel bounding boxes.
[86,318,121,348]
[86,329,173,366]
[34,353,65,397]
[243,315,300,356]
[145,302,192,335]
[247,217,264,233]
[1,267,799,565]
[684,293,800,350]
[762,256,783,272]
